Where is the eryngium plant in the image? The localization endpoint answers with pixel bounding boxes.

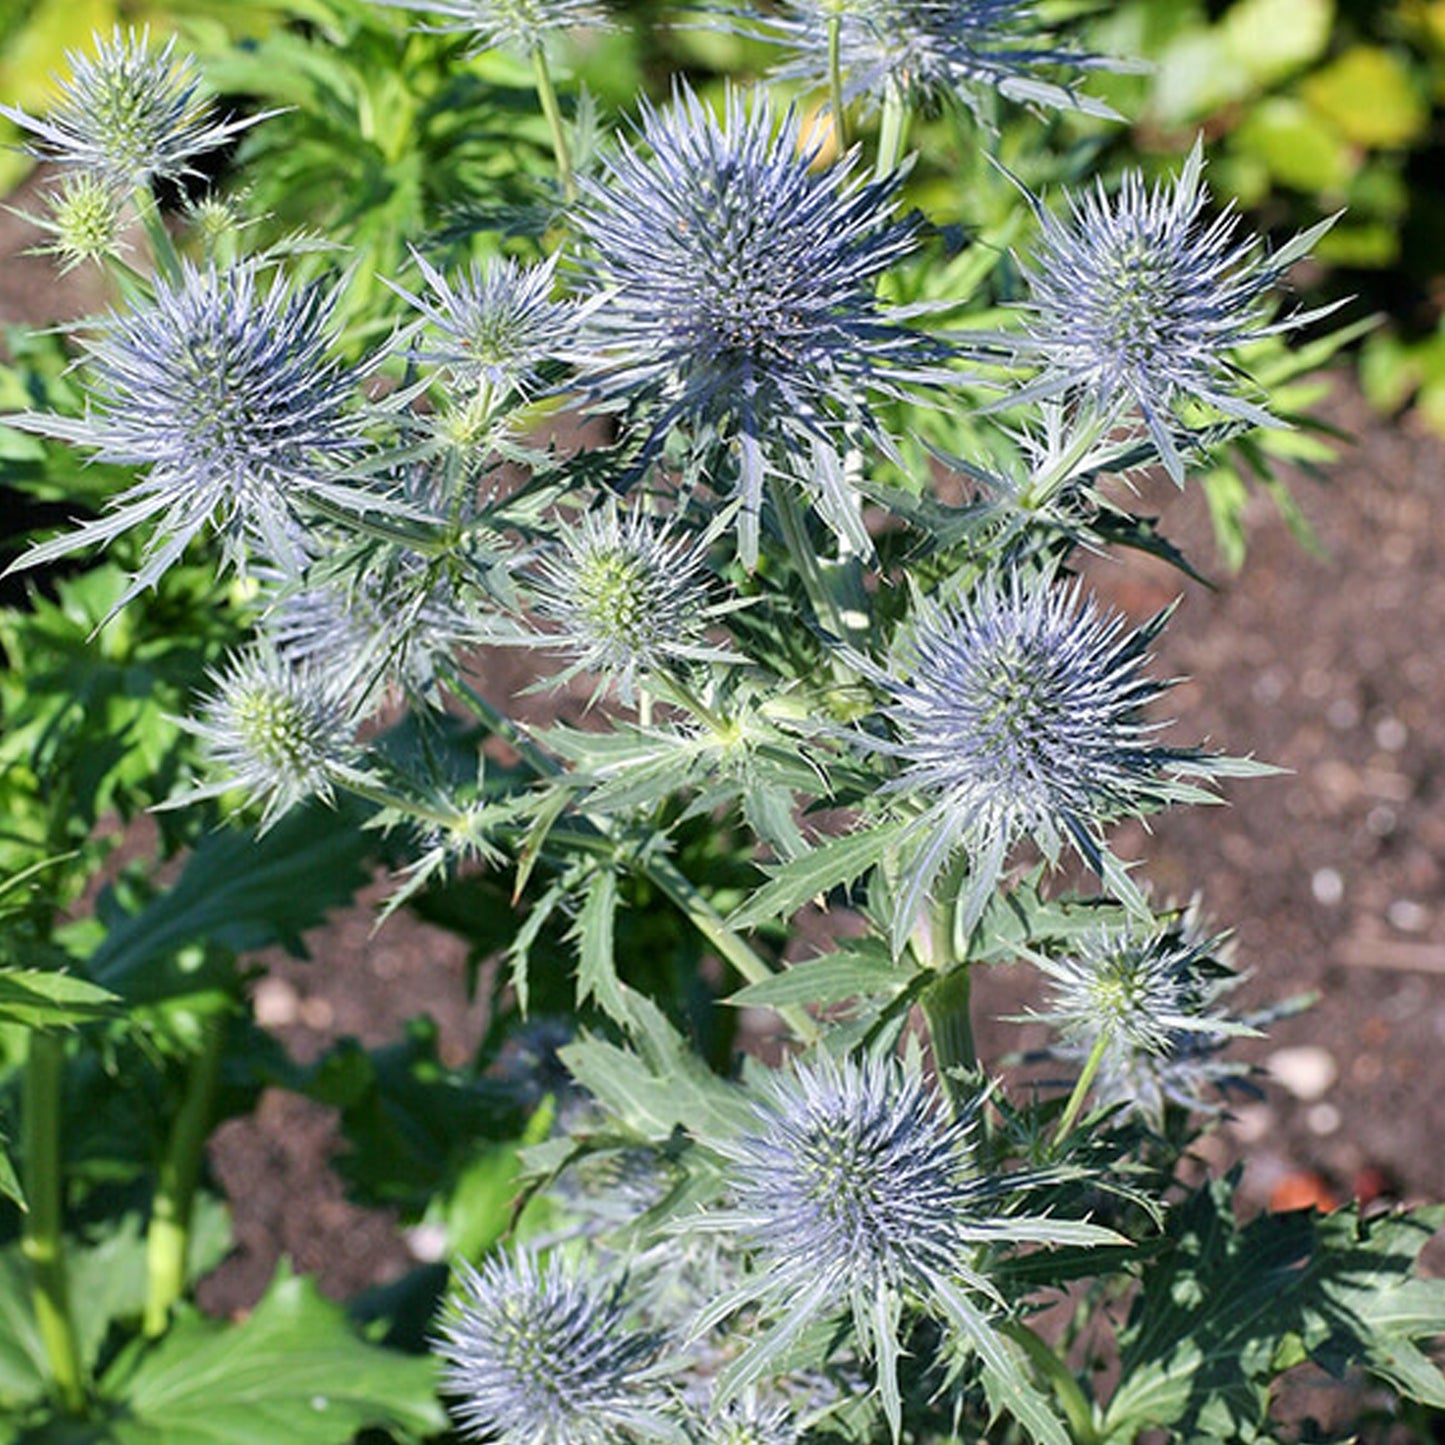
[0,27,264,187]
[435,1252,675,1444]
[1029,913,1258,1126]
[1008,140,1338,479]
[760,0,1117,118]
[174,644,366,828]
[854,573,1250,948]
[371,0,608,53]
[4,261,366,613]
[692,1055,1120,1440]
[573,85,938,565]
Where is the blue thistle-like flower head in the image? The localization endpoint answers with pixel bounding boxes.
[371,0,607,53]
[768,0,1116,118]
[174,644,362,828]
[4,261,363,615]
[1011,141,1335,479]
[528,501,729,703]
[699,1054,1119,1438]
[856,572,1234,946]
[1030,911,1256,1125]
[574,85,935,565]
[0,27,264,188]
[388,249,577,398]
[434,1252,671,1444]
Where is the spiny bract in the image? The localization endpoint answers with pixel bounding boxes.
[1011,140,1335,479]
[574,85,935,565]
[434,1252,670,1444]
[0,27,263,187]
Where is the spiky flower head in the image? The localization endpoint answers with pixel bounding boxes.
[856,572,1237,947]
[434,1252,672,1444]
[20,171,128,274]
[698,1054,1118,1439]
[388,249,577,398]
[767,0,1116,119]
[529,502,727,703]
[1011,141,1335,480]
[0,27,264,188]
[175,644,362,828]
[574,85,935,565]
[4,261,363,616]
[696,1393,801,1445]
[371,0,607,53]
[1030,913,1256,1125]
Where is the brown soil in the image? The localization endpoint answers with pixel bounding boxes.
[3,171,1444,1325]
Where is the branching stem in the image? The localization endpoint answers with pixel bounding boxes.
[531,44,576,203]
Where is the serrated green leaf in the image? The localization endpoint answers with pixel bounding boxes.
[0,967,120,1028]
[1104,1175,1445,1440]
[98,1266,446,1444]
[729,820,910,931]
[728,945,915,1010]
[572,869,633,1025]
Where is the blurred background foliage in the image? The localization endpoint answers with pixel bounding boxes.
[2,0,1443,426]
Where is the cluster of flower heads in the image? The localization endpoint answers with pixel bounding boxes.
[1008,140,1337,480]
[1028,909,1260,1126]
[434,1053,1122,1443]
[758,0,1118,119]
[572,84,938,566]
[853,570,1246,948]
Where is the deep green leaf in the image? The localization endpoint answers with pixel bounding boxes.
[98,1266,446,1444]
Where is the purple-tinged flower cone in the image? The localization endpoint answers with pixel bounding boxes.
[766,0,1119,119]
[854,572,1255,950]
[1029,912,1260,1127]
[434,1252,677,1444]
[1009,140,1338,480]
[386,248,578,398]
[3,261,366,619]
[574,85,939,566]
[693,1054,1121,1440]
[0,27,267,188]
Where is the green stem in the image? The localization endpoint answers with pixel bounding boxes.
[1053,1031,1111,1145]
[1000,1319,1101,1445]
[827,12,849,151]
[876,85,912,177]
[132,186,182,286]
[143,1014,227,1337]
[22,1032,87,1415]
[530,43,576,204]
[435,663,817,1042]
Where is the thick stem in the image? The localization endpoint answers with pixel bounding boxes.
[531,44,576,204]
[876,85,912,177]
[22,1032,87,1415]
[1053,1031,1111,1145]
[143,1014,227,1337]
